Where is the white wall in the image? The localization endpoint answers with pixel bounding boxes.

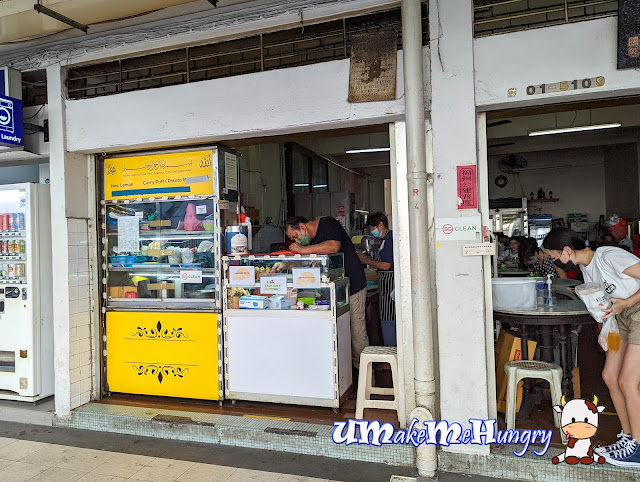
[65,49,432,153]
[489,147,606,224]
[474,17,640,110]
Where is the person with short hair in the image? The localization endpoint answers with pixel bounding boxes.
[543,227,640,467]
[357,212,393,271]
[519,237,567,279]
[499,237,520,264]
[285,216,369,369]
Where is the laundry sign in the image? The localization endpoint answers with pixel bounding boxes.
[436,216,481,241]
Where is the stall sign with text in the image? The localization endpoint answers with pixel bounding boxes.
[180,270,203,284]
[436,216,481,241]
[105,149,215,200]
[0,94,23,148]
[457,165,477,210]
[229,265,256,287]
[260,275,288,294]
[292,267,322,289]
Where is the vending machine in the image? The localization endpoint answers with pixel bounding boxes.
[0,183,53,402]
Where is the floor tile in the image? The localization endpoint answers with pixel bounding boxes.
[22,444,115,472]
[91,453,155,478]
[78,475,127,482]
[0,461,47,482]
[28,466,86,482]
[0,437,15,449]
[0,458,14,470]
[227,468,282,482]
[176,462,237,482]
[0,440,48,461]
[128,457,195,482]
[277,476,328,482]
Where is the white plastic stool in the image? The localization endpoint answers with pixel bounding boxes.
[504,360,564,442]
[355,346,399,420]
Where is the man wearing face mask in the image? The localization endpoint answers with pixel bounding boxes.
[357,212,393,271]
[285,216,369,370]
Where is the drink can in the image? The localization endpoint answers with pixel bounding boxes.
[7,263,14,278]
[17,263,24,278]
[1,264,6,278]
[7,242,13,254]
[0,241,5,254]
[8,214,14,232]
[19,213,24,231]
[14,214,20,231]
[0,214,6,231]
[19,240,25,253]
[14,240,19,253]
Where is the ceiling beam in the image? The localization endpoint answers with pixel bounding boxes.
[34,1,89,33]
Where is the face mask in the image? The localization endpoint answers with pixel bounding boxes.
[553,250,576,271]
[298,235,310,246]
[371,228,381,239]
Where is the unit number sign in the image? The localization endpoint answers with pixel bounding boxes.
[526,76,605,96]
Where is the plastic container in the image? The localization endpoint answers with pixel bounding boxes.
[536,279,547,305]
[491,277,538,311]
[109,255,136,263]
[202,219,215,232]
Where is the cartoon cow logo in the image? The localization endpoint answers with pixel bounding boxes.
[552,395,606,465]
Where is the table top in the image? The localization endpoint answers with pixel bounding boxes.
[494,299,589,316]
[497,270,531,277]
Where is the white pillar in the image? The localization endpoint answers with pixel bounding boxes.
[429,0,491,454]
[46,64,71,417]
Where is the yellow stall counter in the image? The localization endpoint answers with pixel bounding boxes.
[106,312,221,400]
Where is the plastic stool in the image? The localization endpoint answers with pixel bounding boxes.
[504,360,565,442]
[355,346,399,420]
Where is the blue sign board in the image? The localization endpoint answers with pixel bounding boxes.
[0,94,23,148]
[0,70,5,95]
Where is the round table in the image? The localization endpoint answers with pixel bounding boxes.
[493,300,594,400]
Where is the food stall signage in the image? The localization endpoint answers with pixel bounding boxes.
[457,165,477,210]
[525,76,605,96]
[436,216,481,241]
[260,275,288,294]
[292,267,321,289]
[105,150,215,200]
[229,265,256,287]
[180,270,203,284]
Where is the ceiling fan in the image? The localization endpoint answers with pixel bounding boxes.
[498,154,527,174]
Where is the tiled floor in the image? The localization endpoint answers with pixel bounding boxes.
[0,436,334,482]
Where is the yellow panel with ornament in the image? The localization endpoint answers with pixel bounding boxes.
[106,311,220,400]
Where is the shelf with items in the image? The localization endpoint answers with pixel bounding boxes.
[0,231,26,237]
[108,265,217,272]
[0,278,26,284]
[0,254,26,261]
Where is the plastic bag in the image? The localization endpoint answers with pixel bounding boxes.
[598,316,621,354]
[575,282,611,323]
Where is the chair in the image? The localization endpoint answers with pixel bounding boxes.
[504,360,565,443]
[355,346,399,419]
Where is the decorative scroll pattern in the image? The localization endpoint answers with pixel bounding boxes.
[132,321,188,340]
[131,364,189,384]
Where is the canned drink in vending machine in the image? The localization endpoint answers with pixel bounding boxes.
[8,214,14,231]
[13,240,19,253]
[16,263,24,278]
[19,240,25,253]
[13,213,20,231]
[0,214,7,231]
[7,241,13,254]
[8,263,14,278]
[0,264,7,278]
[0,214,4,231]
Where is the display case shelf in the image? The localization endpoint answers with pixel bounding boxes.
[0,255,26,261]
[108,264,217,272]
[0,231,26,237]
[107,230,217,239]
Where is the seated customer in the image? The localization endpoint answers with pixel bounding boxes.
[519,237,567,279]
[498,237,520,264]
[357,212,393,271]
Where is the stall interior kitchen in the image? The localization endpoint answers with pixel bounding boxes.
[487,95,640,448]
[96,125,399,426]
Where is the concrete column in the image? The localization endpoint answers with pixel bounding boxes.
[46,64,71,417]
[429,0,490,454]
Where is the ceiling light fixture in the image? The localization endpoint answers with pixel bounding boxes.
[528,123,621,137]
[34,1,88,33]
[345,147,391,154]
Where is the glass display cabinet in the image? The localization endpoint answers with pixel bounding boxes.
[222,253,352,408]
[101,146,239,402]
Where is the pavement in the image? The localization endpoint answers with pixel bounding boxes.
[0,421,506,482]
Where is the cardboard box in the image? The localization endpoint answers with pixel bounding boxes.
[108,286,137,298]
[495,331,537,413]
[239,295,267,309]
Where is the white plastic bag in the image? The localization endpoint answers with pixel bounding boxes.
[598,316,621,353]
[575,282,611,323]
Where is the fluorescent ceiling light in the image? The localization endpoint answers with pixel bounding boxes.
[313,184,327,188]
[528,123,621,137]
[345,147,391,154]
[294,183,309,187]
